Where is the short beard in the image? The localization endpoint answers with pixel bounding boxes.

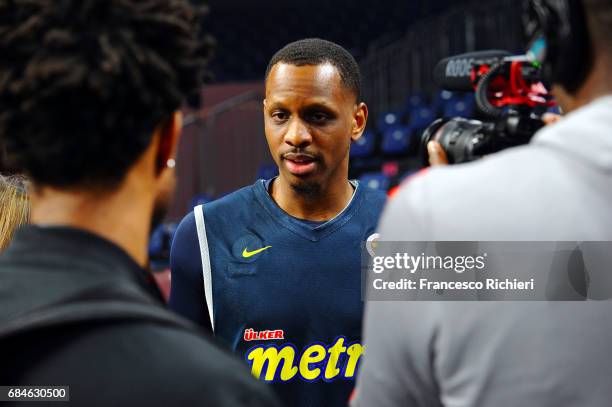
[290,181,321,198]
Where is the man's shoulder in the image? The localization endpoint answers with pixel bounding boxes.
[397,143,553,205]
[12,321,278,406]
[210,183,258,206]
[357,183,387,219]
[122,323,277,405]
[360,183,388,205]
[383,140,591,239]
[202,182,260,218]
[175,183,259,233]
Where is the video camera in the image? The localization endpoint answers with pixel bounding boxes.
[420,50,556,166]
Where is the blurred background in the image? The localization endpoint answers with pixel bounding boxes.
[169,0,524,218]
[0,0,525,278]
[145,0,526,278]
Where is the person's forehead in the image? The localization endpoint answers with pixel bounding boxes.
[265,62,351,104]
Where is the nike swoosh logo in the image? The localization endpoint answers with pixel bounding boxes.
[242,246,272,258]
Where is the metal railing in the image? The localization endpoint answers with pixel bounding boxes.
[360,0,523,119]
[167,88,269,220]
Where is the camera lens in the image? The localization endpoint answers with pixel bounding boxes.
[421,118,489,166]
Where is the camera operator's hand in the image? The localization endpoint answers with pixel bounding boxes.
[427,140,449,166]
[542,113,562,125]
[426,113,561,167]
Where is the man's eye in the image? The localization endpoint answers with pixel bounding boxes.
[310,112,329,122]
[271,111,288,121]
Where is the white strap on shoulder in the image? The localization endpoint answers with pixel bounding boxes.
[194,204,214,332]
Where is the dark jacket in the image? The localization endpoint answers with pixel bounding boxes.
[0,226,280,407]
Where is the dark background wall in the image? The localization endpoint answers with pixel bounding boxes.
[203,0,475,83]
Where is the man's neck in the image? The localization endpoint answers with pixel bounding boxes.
[30,181,153,268]
[270,174,355,222]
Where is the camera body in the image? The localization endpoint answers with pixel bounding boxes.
[421,51,556,166]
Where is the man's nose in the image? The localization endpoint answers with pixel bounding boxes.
[284,118,312,148]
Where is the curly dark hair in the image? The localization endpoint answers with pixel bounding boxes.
[0,0,212,187]
[265,38,361,102]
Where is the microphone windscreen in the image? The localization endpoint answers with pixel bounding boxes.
[433,50,511,91]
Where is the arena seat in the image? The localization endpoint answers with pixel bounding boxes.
[443,94,475,118]
[149,222,179,272]
[359,172,391,191]
[350,130,377,158]
[377,110,402,131]
[381,125,412,155]
[431,90,457,115]
[405,94,427,112]
[381,161,399,177]
[148,225,165,258]
[408,106,435,129]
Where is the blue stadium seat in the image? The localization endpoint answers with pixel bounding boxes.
[405,94,427,111]
[350,130,376,158]
[148,224,165,257]
[431,90,456,115]
[256,163,279,180]
[359,172,391,191]
[408,106,435,129]
[377,110,402,131]
[149,223,178,272]
[381,125,412,155]
[443,94,475,118]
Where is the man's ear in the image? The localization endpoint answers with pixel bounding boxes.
[155,110,183,175]
[351,102,368,142]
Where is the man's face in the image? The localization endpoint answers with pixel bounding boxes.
[264,63,366,194]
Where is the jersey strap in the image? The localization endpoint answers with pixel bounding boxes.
[194,204,215,332]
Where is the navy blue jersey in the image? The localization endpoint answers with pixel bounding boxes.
[169,179,386,407]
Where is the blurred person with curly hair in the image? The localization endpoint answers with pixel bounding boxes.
[0,1,278,406]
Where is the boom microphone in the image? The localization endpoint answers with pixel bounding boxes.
[433,50,511,91]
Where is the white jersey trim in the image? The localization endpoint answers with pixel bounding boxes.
[321,180,359,226]
[194,204,214,332]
